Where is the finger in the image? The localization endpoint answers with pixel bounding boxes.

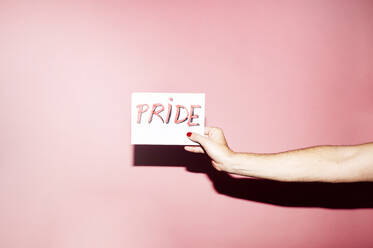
[204,126,212,135]
[209,127,227,145]
[205,126,216,131]
[184,146,205,153]
[204,126,221,135]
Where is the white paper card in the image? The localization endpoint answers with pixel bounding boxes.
[131,92,205,145]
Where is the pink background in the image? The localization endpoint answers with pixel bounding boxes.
[1,1,373,247]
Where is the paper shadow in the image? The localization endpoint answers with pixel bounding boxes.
[133,145,373,209]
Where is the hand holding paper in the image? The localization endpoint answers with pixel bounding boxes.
[185,127,235,172]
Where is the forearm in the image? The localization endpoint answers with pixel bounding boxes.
[226,143,373,182]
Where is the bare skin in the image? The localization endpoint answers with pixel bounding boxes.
[185,127,373,182]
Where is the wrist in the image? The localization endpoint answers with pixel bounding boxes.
[224,152,254,175]
[223,151,241,173]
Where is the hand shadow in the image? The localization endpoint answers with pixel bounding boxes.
[133,145,373,209]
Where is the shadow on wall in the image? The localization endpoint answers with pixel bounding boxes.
[134,145,373,209]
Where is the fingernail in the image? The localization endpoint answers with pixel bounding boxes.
[187,132,192,137]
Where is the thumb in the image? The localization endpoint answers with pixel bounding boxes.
[187,132,210,147]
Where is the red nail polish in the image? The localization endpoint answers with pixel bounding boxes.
[187,132,192,137]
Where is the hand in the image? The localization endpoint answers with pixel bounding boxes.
[184,127,235,172]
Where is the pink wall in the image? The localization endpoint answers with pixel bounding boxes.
[1,1,373,247]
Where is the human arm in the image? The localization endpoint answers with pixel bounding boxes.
[184,127,373,182]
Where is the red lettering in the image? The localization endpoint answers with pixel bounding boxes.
[136,99,202,126]
[165,98,173,124]
[148,103,165,123]
[174,105,189,124]
[187,105,201,126]
[136,104,149,123]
